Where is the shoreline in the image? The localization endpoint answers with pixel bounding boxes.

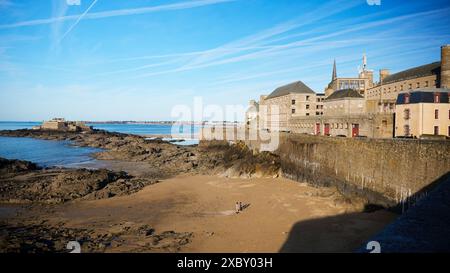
[1,172,397,253]
[0,129,397,253]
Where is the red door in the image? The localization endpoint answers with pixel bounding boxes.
[324,123,330,136]
[352,124,359,137]
[315,123,321,135]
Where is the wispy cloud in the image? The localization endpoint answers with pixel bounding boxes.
[181,0,362,69]
[122,5,449,80]
[58,0,99,43]
[50,0,69,49]
[0,0,238,29]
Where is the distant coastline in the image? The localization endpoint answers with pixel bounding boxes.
[0,120,244,125]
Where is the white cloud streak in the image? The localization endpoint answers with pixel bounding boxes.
[58,0,99,43]
[0,0,238,29]
[180,0,362,69]
[124,5,450,80]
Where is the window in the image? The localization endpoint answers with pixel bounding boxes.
[449,110,450,120]
[306,96,310,101]
[404,125,410,136]
[404,94,410,104]
[408,83,412,90]
[306,104,310,109]
[434,126,439,135]
[435,109,439,119]
[292,99,296,105]
[404,109,410,120]
[416,82,420,88]
[316,112,320,115]
[434,93,440,103]
[425,81,429,87]
[306,113,310,116]
[448,126,450,137]
[291,109,295,114]
[400,85,403,91]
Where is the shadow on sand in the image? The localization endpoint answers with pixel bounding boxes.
[279,172,450,253]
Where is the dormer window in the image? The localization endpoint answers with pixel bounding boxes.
[404,93,410,104]
[434,93,440,103]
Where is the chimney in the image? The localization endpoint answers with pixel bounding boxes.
[379,69,390,84]
[440,45,450,89]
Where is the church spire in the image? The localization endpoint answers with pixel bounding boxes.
[362,53,367,71]
[332,59,337,81]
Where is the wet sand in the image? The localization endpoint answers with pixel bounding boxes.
[7,175,397,252]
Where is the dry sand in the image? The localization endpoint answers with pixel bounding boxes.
[14,175,396,253]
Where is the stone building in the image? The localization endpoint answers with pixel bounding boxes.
[366,45,450,114]
[289,113,393,138]
[324,55,374,97]
[34,118,93,132]
[246,44,449,139]
[289,88,393,138]
[323,89,365,116]
[257,81,323,132]
[394,88,450,138]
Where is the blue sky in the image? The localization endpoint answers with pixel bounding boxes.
[0,0,449,121]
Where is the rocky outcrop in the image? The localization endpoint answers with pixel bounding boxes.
[0,129,282,179]
[0,158,157,204]
[0,157,40,174]
[0,221,192,253]
[0,129,199,178]
[195,140,281,178]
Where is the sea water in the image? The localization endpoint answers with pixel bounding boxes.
[0,136,103,168]
[0,122,200,145]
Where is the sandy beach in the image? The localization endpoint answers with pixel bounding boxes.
[2,174,396,253]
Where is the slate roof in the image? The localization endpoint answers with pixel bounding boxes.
[325,89,363,101]
[266,81,315,99]
[396,88,450,104]
[383,62,441,84]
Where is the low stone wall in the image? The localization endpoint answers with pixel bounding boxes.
[251,133,450,208]
[200,127,450,208]
[247,134,450,208]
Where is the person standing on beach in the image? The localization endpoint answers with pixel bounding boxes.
[235,202,240,214]
[239,202,243,211]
